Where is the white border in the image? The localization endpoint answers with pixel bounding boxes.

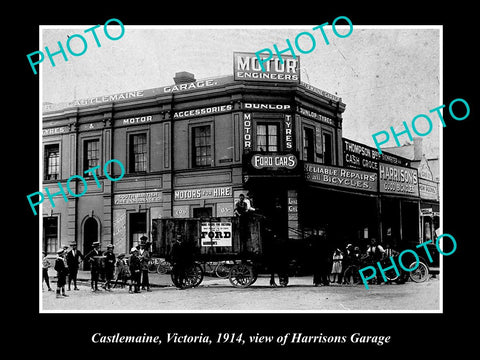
[39,24,443,314]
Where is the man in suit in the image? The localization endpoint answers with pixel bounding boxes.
[102,244,116,291]
[66,241,83,291]
[85,241,102,292]
[138,237,151,292]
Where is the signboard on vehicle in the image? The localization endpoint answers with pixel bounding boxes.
[200,222,233,247]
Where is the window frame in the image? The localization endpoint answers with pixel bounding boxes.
[302,125,315,162]
[322,129,334,165]
[44,143,60,181]
[128,132,149,173]
[255,121,281,152]
[191,123,213,168]
[83,138,101,174]
[43,216,59,254]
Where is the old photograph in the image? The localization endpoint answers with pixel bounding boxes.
[38,24,442,313]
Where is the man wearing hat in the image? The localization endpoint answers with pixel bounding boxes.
[102,244,116,291]
[54,248,69,298]
[66,241,84,291]
[170,233,193,289]
[129,247,142,293]
[138,236,151,292]
[84,241,103,292]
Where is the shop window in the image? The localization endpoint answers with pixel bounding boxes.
[303,127,315,162]
[129,133,147,173]
[256,123,279,152]
[193,207,213,219]
[322,131,333,165]
[130,212,147,249]
[43,216,58,254]
[83,139,100,173]
[192,125,212,167]
[44,144,59,180]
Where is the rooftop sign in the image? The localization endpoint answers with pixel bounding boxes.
[233,51,300,83]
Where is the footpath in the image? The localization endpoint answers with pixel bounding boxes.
[45,268,316,288]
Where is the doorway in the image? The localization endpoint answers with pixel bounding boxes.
[83,217,99,270]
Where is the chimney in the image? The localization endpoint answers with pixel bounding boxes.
[413,137,423,161]
[173,71,196,84]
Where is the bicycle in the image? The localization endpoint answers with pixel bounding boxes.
[214,260,234,278]
[147,257,173,274]
[156,258,172,274]
[147,258,160,273]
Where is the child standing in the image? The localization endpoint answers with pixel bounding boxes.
[331,249,343,284]
[54,248,69,298]
[113,253,130,289]
[42,251,53,291]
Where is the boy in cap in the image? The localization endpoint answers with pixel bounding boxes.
[66,241,83,291]
[102,244,116,291]
[129,247,142,293]
[54,248,69,298]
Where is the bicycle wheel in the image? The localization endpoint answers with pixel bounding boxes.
[409,261,429,283]
[214,262,230,278]
[148,259,158,273]
[156,259,171,274]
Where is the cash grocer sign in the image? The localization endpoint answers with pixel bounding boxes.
[234,52,300,83]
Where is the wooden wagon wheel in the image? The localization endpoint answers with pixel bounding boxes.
[228,263,254,288]
[184,263,204,288]
[171,263,204,289]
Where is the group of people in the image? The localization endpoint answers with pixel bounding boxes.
[310,236,398,286]
[42,236,154,298]
[42,241,85,298]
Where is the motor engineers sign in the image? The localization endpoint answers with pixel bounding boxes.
[234,52,300,83]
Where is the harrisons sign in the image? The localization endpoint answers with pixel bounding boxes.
[378,163,419,197]
[304,163,377,192]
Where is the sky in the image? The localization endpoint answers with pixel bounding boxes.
[41,25,441,158]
